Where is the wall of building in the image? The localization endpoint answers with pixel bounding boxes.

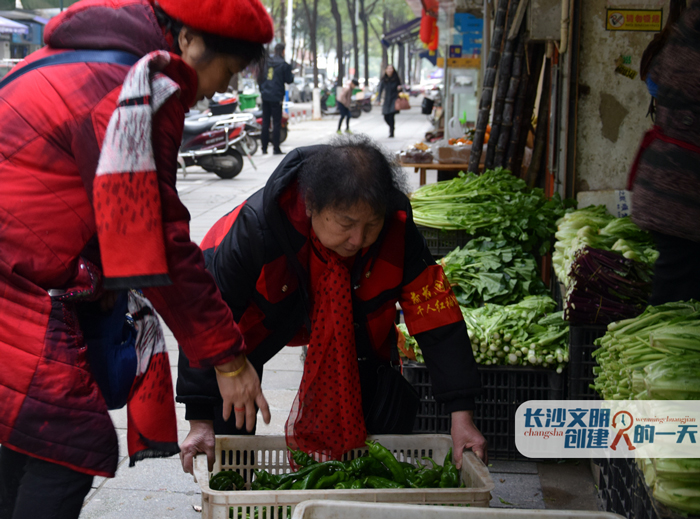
[575,0,668,192]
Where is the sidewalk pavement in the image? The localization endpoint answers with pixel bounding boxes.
[79,98,599,518]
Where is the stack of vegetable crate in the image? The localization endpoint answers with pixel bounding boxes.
[551,206,657,401]
[407,169,569,460]
[590,302,700,519]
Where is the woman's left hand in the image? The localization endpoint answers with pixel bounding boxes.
[450,410,488,468]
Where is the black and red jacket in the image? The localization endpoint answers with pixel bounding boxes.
[177,145,481,421]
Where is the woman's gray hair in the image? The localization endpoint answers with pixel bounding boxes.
[298,135,408,216]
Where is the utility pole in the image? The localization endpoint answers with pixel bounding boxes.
[285,0,293,48]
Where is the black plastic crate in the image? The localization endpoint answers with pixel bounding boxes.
[568,325,607,400]
[403,362,564,460]
[598,458,636,518]
[416,225,472,259]
[633,462,660,519]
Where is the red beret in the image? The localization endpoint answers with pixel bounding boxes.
[156,0,273,44]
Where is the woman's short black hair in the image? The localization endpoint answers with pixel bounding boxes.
[299,135,408,216]
[154,6,265,67]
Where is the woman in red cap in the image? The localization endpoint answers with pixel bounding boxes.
[0,0,273,517]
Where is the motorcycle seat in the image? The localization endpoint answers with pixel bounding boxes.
[183,115,232,135]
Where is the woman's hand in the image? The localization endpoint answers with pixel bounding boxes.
[180,420,215,474]
[450,410,488,467]
[215,357,271,432]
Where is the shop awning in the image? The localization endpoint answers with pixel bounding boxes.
[0,15,27,33]
[381,17,421,48]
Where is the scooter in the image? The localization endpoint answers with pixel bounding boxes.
[178,115,256,179]
[246,109,289,144]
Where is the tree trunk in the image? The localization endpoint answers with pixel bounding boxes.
[467,0,510,173]
[301,0,320,88]
[507,43,545,176]
[381,10,388,71]
[484,0,521,170]
[494,26,525,168]
[345,0,360,79]
[329,0,344,85]
[359,0,369,86]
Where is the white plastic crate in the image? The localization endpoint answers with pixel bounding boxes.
[291,500,628,519]
[193,434,494,519]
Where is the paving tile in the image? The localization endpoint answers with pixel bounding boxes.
[104,458,198,493]
[81,488,202,519]
[489,473,545,509]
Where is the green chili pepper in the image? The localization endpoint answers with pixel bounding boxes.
[209,474,233,491]
[414,467,442,488]
[399,461,420,474]
[365,440,407,486]
[287,447,317,468]
[291,479,305,490]
[421,456,441,470]
[363,476,406,489]
[299,461,346,490]
[252,469,280,489]
[210,470,247,491]
[276,479,294,490]
[348,457,393,479]
[314,470,348,489]
[275,463,319,487]
[335,478,364,489]
[439,448,460,488]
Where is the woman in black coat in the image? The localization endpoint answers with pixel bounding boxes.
[376,64,403,137]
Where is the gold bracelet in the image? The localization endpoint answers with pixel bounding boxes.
[215,358,247,378]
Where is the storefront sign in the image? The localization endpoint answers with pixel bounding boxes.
[606,9,663,32]
[516,401,700,458]
[449,45,462,58]
[445,57,481,69]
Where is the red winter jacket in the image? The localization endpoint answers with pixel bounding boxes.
[0,0,244,477]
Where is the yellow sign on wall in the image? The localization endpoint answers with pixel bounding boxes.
[606,9,663,32]
[446,58,481,68]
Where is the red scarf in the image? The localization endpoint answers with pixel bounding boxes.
[93,51,185,289]
[285,231,367,465]
[126,290,179,466]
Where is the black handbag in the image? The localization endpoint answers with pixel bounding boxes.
[421,96,434,115]
[363,362,420,434]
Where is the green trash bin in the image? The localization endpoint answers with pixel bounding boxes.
[239,93,259,110]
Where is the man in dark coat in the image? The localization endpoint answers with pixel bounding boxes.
[259,43,294,154]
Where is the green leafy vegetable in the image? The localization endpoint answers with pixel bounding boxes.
[410,168,567,255]
[398,296,569,372]
[441,238,547,307]
[552,206,658,288]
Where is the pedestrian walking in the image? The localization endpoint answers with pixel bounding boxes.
[177,136,487,475]
[376,64,403,138]
[0,0,273,517]
[337,78,359,134]
[259,43,294,155]
[629,0,700,304]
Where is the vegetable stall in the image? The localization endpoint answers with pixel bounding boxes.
[400,168,569,460]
